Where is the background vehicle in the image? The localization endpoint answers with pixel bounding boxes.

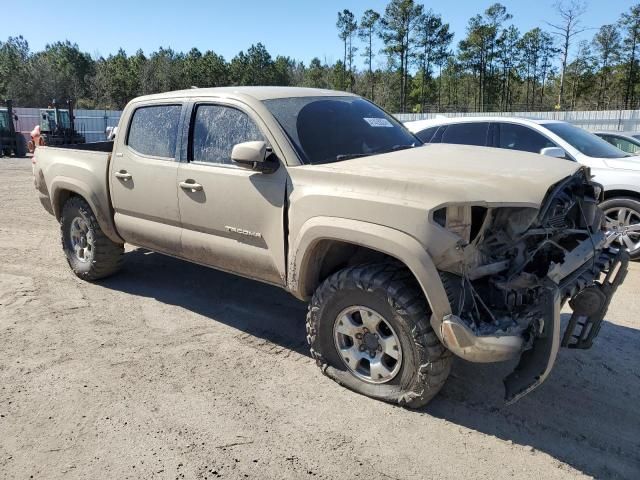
[32,87,626,408]
[0,99,27,157]
[406,117,640,259]
[594,131,640,155]
[28,99,85,152]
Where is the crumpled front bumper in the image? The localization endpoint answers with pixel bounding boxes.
[434,231,628,403]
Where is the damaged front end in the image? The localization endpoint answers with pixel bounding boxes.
[431,168,628,403]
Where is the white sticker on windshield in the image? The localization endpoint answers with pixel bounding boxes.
[363,117,393,128]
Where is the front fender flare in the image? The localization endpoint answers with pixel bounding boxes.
[288,216,452,324]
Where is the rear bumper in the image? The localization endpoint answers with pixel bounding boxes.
[436,234,628,402]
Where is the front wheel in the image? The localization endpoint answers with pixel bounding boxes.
[601,197,640,260]
[306,263,452,408]
[61,196,124,280]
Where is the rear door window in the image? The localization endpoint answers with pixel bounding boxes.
[497,123,557,154]
[127,105,181,158]
[440,123,490,146]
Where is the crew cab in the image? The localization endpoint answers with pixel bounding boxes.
[33,87,627,407]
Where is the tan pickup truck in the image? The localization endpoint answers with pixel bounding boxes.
[33,87,627,407]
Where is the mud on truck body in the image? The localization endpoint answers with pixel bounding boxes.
[32,87,627,408]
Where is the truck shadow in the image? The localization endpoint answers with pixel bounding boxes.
[101,248,310,356]
[100,249,640,479]
[425,315,640,479]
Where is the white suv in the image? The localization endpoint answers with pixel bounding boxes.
[406,117,640,259]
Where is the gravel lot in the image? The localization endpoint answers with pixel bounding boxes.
[1,157,639,480]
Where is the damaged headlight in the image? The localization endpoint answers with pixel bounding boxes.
[432,205,488,244]
[432,205,540,277]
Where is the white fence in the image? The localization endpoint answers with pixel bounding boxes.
[13,108,122,143]
[395,109,640,132]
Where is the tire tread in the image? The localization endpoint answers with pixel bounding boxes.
[61,196,124,281]
[306,262,451,409]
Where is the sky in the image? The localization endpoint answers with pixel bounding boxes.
[4,0,638,67]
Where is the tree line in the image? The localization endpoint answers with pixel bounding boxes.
[1,1,640,113]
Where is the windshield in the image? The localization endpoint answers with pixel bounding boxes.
[543,122,631,159]
[262,96,420,164]
[41,110,71,131]
[0,110,9,130]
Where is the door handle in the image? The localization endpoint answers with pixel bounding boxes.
[114,170,132,180]
[179,180,203,192]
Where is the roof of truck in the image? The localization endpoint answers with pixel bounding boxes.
[133,86,357,102]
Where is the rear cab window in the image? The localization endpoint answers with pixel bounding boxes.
[127,104,182,158]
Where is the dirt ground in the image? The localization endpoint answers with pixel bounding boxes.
[0,157,639,480]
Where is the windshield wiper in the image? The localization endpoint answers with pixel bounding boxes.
[335,144,416,162]
[335,153,372,161]
[375,144,415,154]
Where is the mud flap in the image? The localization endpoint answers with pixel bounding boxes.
[504,284,561,404]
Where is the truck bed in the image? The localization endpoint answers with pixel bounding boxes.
[32,144,122,243]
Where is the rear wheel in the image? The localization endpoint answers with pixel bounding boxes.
[306,263,452,408]
[601,197,640,260]
[61,196,124,280]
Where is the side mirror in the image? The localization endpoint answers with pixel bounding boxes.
[540,147,567,159]
[231,141,278,173]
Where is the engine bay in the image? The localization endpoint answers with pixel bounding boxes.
[436,169,606,338]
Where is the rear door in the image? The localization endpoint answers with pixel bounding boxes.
[177,100,287,285]
[110,102,185,253]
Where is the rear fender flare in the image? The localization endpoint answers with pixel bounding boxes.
[50,177,123,244]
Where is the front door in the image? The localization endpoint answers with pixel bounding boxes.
[177,102,287,285]
[110,103,183,253]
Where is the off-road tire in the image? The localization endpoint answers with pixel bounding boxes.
[61,196,124,280]
[306,263,452,409]
[600,197,640,260]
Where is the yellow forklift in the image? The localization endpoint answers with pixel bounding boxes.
[29,99,85,151]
